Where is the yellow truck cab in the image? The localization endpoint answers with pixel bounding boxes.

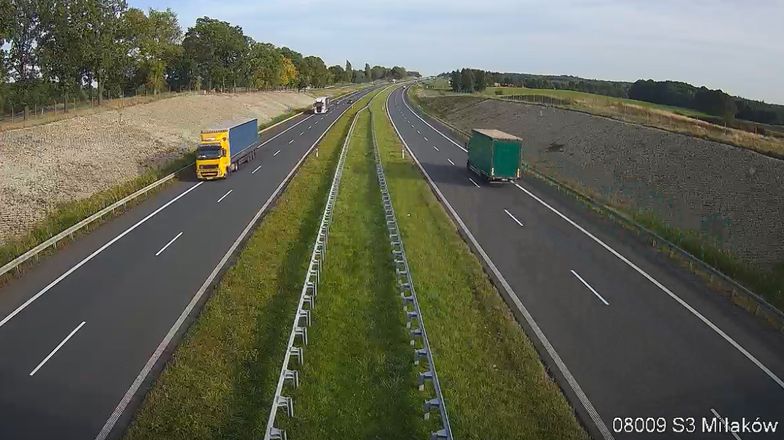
[196,118,259,180]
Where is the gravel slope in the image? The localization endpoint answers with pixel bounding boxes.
[0,91,314,244]
[423,95,784,270]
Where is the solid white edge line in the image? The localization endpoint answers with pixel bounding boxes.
[570,270,610,306]
[468,177,480,188]
[386,87,615,440]
[504,209,524,227]
[0,182,204,329]
[216,190,233,204]
[402,86,784,393]
[514,182,784,391]
[154,232,183,257]
[252,165,262,174]
[709,409,743,440]
[273,150,281,156]
[447,158,455,166]
[29,321,86,376]
[95,86,373,440]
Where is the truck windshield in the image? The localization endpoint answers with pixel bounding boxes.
[197,146,222,159]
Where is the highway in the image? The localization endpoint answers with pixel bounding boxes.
[386,86,784,439]
[0,86,376,440]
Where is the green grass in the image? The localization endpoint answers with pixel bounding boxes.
[483,86,710,117]
[281,108,431,438]
[370,87,588,439]
[0,152,194,283]
[124,92,379,440]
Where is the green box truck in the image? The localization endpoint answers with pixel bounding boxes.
[466,128,523,182]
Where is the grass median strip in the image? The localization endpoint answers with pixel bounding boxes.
[124,92,378,440]
[371,87,588,439]
[280,107,430,438]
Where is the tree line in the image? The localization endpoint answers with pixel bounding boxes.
[628,80,784,125]
[0,0,410,115]
[448,68,488,93]
[442,68,784,125]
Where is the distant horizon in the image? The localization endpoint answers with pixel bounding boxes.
[429,69,783,105]
[129,0,784,105]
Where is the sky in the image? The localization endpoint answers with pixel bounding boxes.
[130,0,784,104]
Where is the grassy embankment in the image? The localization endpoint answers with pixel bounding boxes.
[125,85,588,439]
[280,106,431,438]
[410,87,784,319]
[124,91,380,439]
[422,81,784,159]
[369,87,588,438]
[0,151,195,284]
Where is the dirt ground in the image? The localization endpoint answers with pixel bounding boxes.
[420,95,784,271]
[0,91,315,244]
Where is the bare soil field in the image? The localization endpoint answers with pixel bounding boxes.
[418,94,784,271]
[0,91,314,244]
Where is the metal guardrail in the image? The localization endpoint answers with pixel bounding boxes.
[263,104,365,440]
[404,87,784,332]
[0,170,182,279]
[370,109,454,440]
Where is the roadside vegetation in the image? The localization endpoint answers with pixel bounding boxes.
[370,87,588,439]
[423,81,784,159]
[124,92,378,439]
[282,108,431,438]
[409,86,784,319]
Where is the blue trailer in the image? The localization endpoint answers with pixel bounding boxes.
[196,118,260,179]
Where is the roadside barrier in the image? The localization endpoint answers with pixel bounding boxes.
[370,110,454,440]
[263,105,365,440]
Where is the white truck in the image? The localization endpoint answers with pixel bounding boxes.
[313,96,330,114]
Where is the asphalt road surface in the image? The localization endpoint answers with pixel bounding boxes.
[0,85,377,440]
[386,85,784,440]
